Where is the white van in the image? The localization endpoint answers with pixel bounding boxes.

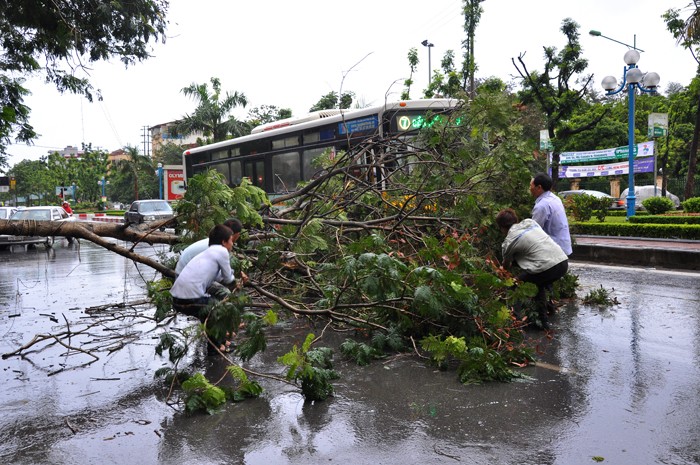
[620,185,681,210]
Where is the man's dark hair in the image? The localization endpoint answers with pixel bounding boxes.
[223,218,243,234]
[495,208,519,231]
[533,173,553,192]
[209,224,234,246]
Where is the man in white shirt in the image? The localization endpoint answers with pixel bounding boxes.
[175,218,242,275]
[171,223,243,320]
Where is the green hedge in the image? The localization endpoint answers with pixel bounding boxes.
[629,215,700,225]
[571,222,700,240]
[605,210,650,217]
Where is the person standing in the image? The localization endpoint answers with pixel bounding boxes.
[529,172,572,256]
[496,208,569,330]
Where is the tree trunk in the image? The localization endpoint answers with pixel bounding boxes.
[0,220,179,278]
[685,89,700,200]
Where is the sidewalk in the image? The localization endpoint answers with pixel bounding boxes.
[572,235,700,271]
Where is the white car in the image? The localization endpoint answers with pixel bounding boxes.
[620,185,681,210]
[558,189,625,209]
[0,206,76,249]
[0,206,17,219]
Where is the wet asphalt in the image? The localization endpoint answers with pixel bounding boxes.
[1,239,699,465]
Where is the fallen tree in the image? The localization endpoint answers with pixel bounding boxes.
[4,92,574,411]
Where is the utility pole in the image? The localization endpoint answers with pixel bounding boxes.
[141,126,151,157]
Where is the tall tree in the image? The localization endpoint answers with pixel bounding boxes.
[176,77,248,144]
[462,0,485,98]
[246,105,292,127]
[0,0,169,166]
[114,146,154,202]
[512,18,606,188]
[664,4,700,200]
[309,91,354,112]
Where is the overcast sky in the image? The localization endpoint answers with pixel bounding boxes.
[5,0,698,168]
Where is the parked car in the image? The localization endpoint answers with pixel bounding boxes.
[0,206,75,249]
[124,200,175,229]
[558,189,624,209]
[0,206,17,219]
[620,185,681,210]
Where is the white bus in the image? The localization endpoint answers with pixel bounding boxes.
[182,98,459,195]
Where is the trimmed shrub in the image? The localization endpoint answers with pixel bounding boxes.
[570,221,700,240]
[682,197,700,213]
[629,215,700,225]
[564,194,610,222]
[642,196,674,215]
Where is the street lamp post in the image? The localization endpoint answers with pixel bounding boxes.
[98,176,109,199]
[157,163,163,200]
[421,39,434,87]
[601,49,660,218]
[71,182,77,203]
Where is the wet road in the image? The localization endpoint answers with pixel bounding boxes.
[1,241,699,464]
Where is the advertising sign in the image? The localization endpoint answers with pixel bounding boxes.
[558,157,655,178]
[648,113,668,138]
[164,167,185,201]
[559,141,654,164]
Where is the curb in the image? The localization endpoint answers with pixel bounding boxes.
[571,243,700,271]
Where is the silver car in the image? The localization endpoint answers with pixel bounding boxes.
[124,199,175,229]
[0,206,75,249]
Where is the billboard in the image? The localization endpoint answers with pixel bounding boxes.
[164,167,185,201]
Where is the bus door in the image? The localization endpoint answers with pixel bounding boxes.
[243,159,265,190]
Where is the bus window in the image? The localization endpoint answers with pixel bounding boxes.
[244,160,265,189]
[302,147,330,181]
[212,149,228,160]
[272,135,299,150]
[272,151,301,193]
[231,161,242,185]
[303,132,320,144]
[211,162,230,184]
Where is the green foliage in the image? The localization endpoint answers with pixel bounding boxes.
[420,335,527,384]
[340,339,383,366]
[155,331,189,364]
[582,285,619,306]
[309,91,355,112]
[0,0,168,159]
[177,77,249,143]
[563,194,610,222]
[224,366,263,401]
[553,272,579,300]
[682,197,700,213]
[181,373,227,414]
[175,170,269,241]
[628,214,700,225]
[279,334,339,401]
[147,278,174,322]
[642,196,674,214]
[570,221,700,240]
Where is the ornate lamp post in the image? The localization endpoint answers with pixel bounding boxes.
[601,49,660,217]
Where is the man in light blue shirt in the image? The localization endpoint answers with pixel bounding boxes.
[530,173,572,256]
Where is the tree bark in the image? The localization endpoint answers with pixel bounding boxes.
[0,220,179,278]
[685,90,700,200]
